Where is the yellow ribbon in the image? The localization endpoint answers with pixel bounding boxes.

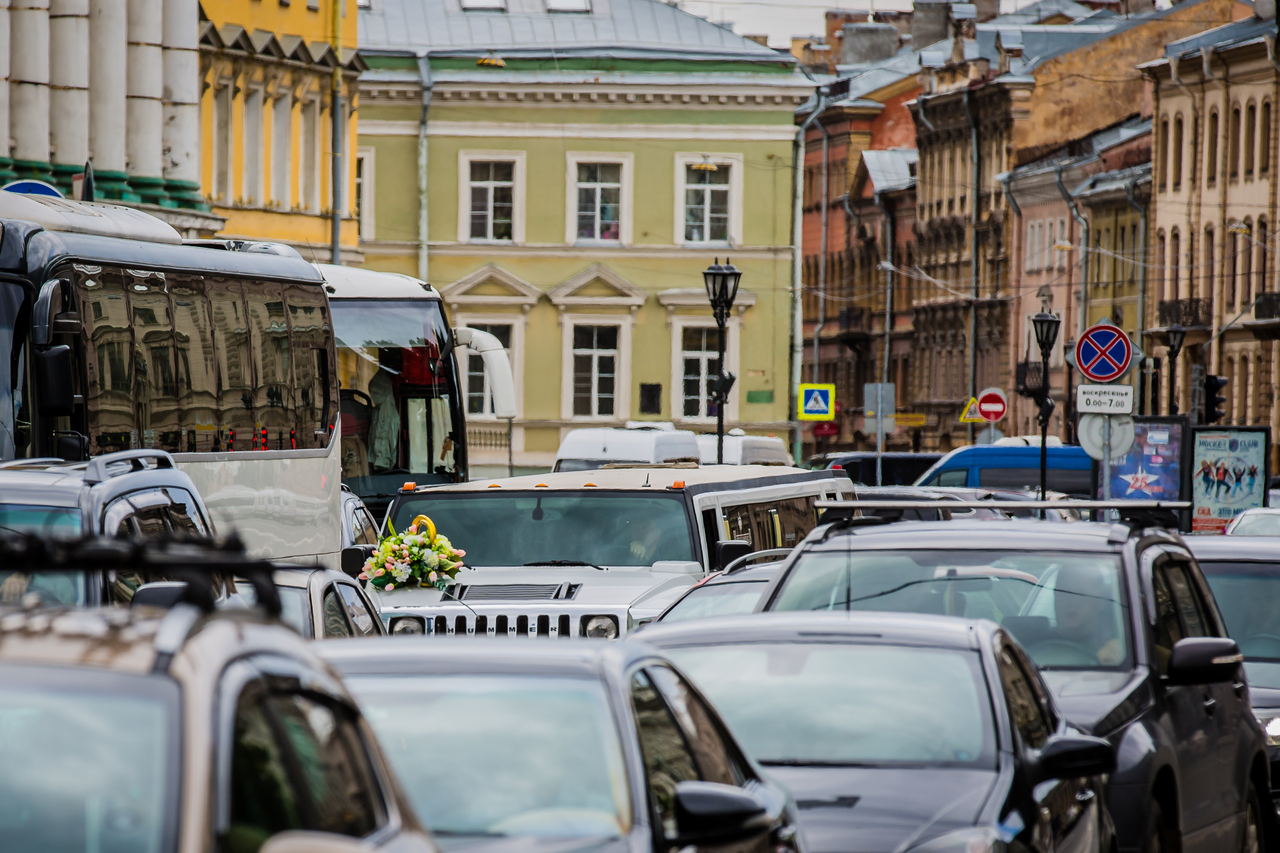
[410,514,437,544]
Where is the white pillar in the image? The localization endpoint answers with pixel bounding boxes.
[9,0,50,176]
[161,0,201,207]
[126,0,165,203]
[49,0,89,191]
[88,0,130,197]
[0,1,11,178]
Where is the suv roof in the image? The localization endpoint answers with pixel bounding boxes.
[801,517,1175,553]
[321,636,658,679]
[637,610,986,651]
[404,466,845,496]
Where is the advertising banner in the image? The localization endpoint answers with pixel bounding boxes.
[1190,427,1271,533]
[1094,417,1189,503]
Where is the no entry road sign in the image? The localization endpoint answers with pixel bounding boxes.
[1075,323,1132,383]
[977,387,1008,423]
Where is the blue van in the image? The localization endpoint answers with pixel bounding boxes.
[914,444,1093,495]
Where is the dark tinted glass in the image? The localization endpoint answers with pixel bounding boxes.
[1202,562,1280,660]
[996,640,1051,749]
[323,587,353,638]
[647,666,742,786]
[631,671,698,841]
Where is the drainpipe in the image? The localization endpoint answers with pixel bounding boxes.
[417,55,433,282]
[963,90,980,443]
[1056,163,1090,337]
[1000,172,1022,426]
[330,0,343,263]
[1124,176,1148,414]
[791,88,826,463]
[874,190,893,485]
[812,104,831,383]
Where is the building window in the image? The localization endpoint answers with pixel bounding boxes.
[684,165,730,243]
[243,89,263,205]
[1170,231,1180,300]
[469,161,514,241]
[681,326,721,418]
[354,148,374,239]
[465,323,512,416]
[461,0,506,7]
[1258,219,1269,295]
[572,325,618,417]
[1172,116,1183,190]
[1230,106,1241,180]
[1245,104,1257,178]
[1158,117,1169,191]
[271,94,292,206]
[1057,219,1068,269]
[1241,220,1253,306]
[546,0,590,9]
[301,99,320,213]
[1025,221,1037,271]
[576,163,621,241]
[213,85,232,203]
[1203,227,1216,302]
[1207,111,1219,187]
[1261,102,1272,175]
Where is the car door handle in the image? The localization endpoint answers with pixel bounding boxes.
[1234,681,1247,698]
[1203,695,1217,714]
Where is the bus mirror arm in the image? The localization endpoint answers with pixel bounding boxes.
[454,327,517,420]
[31,278,62,347]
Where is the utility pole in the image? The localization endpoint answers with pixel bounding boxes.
[330,0,343,264]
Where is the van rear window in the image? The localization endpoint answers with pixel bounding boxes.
[978,467,1091,496]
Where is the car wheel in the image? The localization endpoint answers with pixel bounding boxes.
[1145,800,1177,853]
[1241,783,1263,853]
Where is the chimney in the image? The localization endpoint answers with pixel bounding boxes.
[1255,0,1275,19]
[841,22,900,65]
[912,0,952,49]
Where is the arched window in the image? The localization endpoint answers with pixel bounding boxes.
[1241,219,1253,305]
[1158,117,1170,190]
[1170,230,1180,301]
[1230,106,1242,180]
[1261,102,1272,176]
[1227,230,1237,307]
[1259,219,1270,295]
[1173,115,1184,190]
[1207,111,1219,187]
[1200,228,1211,302]
[1245,103,1257,178]
[1156,231,1167,299]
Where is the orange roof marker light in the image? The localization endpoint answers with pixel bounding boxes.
[401,482,417,492]
[670,481,686,489]
[583,482,597,488]
[535,483,548,488]
[487,483,502,488]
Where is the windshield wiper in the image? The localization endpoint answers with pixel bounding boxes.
[758,759,881,767]
[523,560,608,571]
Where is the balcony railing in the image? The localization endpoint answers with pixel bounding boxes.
[1255,292,1280,321]
[1015,360,1044,399]
[1158,298,1212,328]
[838,307,868,331]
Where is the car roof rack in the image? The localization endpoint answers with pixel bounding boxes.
[722,547,794,574]
[815,499,1190,529]
[0,457,66,469]
[81,449,176,485]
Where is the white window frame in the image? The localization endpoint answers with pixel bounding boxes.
[561,315,632,422]
[461,0,506,8]
[242,87,264,205]
[355,146,375,240]
[457,149,526,244]
[673,152,744,247]
[1025,220,1036,272]
[669,315,740,424]
[1057,218,1069,269]
[454,312,525,421]
[212,84,233,204]
[300,97,321,213]
[564,151,633,246]
[271,93,293,207]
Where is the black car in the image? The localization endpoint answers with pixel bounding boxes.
[1187,536,1280,816]
[320,638,801,853]
[638,611,1117,853]
[759,515,1272,853]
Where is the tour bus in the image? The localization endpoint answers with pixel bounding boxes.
[0,192,512,567]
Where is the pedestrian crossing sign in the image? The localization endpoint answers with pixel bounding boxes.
[959,397,986,423]
[798,384,836,421]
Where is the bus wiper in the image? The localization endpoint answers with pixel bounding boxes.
[523,560,608,571]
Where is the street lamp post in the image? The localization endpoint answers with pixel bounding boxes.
[1032,312,1061,517]
[1166,324,1186,416]
[703,258,742,464]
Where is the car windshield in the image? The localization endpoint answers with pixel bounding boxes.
[1201,562,1280,689]
[661,581,768,623]
[0,570,88,606]
[666,642,994,767]
[0,503,82,538]
[771,549,1130,670]
[232,581,312,636]
[1228,514,1280,536]
[348,674,630,839]
[390,492,694,566]
[0,665,179,852]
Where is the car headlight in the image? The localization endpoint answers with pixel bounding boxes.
[583,615,619,639]
[908,827,1005,853]
[1255,711,1280,746]
[389,616,425,635]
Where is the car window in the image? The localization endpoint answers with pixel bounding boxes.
[1151,564,1185,673]
[227,686,305,852]
[103,487,209,538]
[338,584,377,635]
[352,507,379,546]
[934,468,968,487]
[631,670,699,842]
[322,587,353,638]
[661,581,767,623]
[722,496,817,551]
[995,639,1052,750]
[646,665,742,786]
[1162,561,1213,638]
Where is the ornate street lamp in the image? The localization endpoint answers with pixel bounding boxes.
[1166,323,1186,416]
[1032,312,1061,515]
[703,258,742,464]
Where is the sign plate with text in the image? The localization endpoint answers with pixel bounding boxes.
[1076,384,1134,415]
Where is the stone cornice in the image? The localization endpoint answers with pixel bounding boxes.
[360,81,807,109]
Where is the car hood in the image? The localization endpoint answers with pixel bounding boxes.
[434,836,628,853]
[1040,669,1142,733]
[378,565,699,611]
[762,765,996,853]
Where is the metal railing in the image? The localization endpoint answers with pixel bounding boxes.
[1015,360,1044,399]
[1158,298,1212,327]
[1255,292,1280,321]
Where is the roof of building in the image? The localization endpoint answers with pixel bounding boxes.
[993,0,1095,25]
[1158,12,1274,60]
[359,0,790,64]
[1071,162,1152,200]
[861,148,919,192]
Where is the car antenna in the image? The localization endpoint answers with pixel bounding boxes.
[643,472,651,488]
[436,575,481,622]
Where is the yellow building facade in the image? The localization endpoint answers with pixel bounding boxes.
[199,0,364,260]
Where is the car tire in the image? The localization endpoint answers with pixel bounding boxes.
[1145,800,1177,853]
[1241,782,1263,853]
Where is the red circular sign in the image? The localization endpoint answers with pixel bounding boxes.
[1075,323,1132,383]
[977,388,1007,422]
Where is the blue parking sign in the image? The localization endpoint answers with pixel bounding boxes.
[798,383,835,421]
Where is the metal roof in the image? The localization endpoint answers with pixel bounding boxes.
[359,0,790,63]
[1071,162,1152,200]
[995,0,1095,25]
[861,149,919,193]
[1161,14,1275,59]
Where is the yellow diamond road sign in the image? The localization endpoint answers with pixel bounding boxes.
[959,397,986,423]
[798,384,836,421]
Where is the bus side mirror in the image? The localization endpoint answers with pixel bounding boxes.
[35,346,74,416]
[454,327,517,419]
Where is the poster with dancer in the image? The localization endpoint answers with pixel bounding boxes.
[1191,427,1270,533]
[1094,417,1189,503]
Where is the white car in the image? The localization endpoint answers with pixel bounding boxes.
[552,423,700,471]
[1224,507,1280,536]
[696,429,792,465]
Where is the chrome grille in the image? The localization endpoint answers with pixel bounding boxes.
[426,612,580,638]
[457,583,566,601]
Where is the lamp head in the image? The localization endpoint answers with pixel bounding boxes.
[1032,312,1061,353]
[1167,323,1186,358]
[703,258,743,312]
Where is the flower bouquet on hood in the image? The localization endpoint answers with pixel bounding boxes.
[360,515,466,592]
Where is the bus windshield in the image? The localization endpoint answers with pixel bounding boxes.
[333,299,464,508]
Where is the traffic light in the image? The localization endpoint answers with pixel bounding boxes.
[1203,374,1229,424]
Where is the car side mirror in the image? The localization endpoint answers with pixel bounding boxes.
[130,581,190,610]
[674,781,769,846]
[341,545,375,579]
[35,345,74,416]
[1036,733,1116,781]
[715,540,751,572]
[1166,637,1243,686]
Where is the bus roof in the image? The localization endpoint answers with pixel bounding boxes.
[412,465,844,495]
[0,192,182,243]
[315,263,441,300]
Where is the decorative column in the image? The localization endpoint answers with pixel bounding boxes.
[49,0,89,194]
[88,0,134,199]
[0,1,14,181]
[125,0,166,204]
[161,0,202,208]
[10,0,52,181]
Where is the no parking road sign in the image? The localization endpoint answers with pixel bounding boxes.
[1075,323,1132,384]
[798,383,836,421]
